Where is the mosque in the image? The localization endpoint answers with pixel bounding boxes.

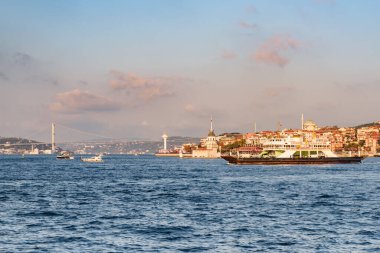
[301,113,319,131]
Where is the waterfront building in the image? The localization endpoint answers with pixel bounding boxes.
[29,145,39,155]
[357,127,379,154]
[192,118,221,158]
[339,127,356,143]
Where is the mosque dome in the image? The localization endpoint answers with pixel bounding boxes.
[303,120,318,131]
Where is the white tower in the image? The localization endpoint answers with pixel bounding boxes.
[301,113,304,130]
[162,133,168,151]
[206,116,217,149]
[51,123,55,153]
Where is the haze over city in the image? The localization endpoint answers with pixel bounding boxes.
[1,0,379,141]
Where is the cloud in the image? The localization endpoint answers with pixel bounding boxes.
[254,34,301,67]
[184,103,196,113]
[79,80,88,86]
[139,86,173,100]
[184,103,215,119]
[239,21,258,30]
[255,50,288,67]
[50,89,121,113]
[109,71,151,89]
[0,51,63,88]
[109,70,184,101]
[221,50,237,60]
[0,72,9,81]
[12,52,33,67]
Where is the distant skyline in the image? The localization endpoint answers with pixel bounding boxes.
[1,0,379,142]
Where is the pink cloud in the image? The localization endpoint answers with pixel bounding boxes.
[254,34,301,67]
[50,89,120,113]
[239,21,258,30]
[139,86,173,100]
[255,50,288,67]
[184,103,212,118]
[184,103,196,112]
[108,70,185,101]
[109,71,158,89]
[221,50,237,60]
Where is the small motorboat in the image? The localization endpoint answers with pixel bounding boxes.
[57,151,74,160]
[81,154,103,163]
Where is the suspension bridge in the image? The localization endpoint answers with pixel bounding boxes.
[0,123,131,153]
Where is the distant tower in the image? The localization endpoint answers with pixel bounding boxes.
[51,123,55,153]
[162,133,168,151]
[206,116,217,150]
[301,113,304,130]
[254,122,257,133]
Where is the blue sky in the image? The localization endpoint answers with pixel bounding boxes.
[1,0,379,141]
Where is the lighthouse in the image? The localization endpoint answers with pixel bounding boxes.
[162,133,168,151]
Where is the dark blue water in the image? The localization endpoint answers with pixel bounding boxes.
[1,155,379,252]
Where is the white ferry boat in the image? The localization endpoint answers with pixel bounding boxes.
[222,136,364,165]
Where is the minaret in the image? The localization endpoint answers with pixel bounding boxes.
[254,122,257,133]
[162,133,168,151]
[208,116,215,137]
[301,113,304,130]
[51,123,55,153]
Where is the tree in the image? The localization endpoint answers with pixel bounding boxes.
[221,139,246,152]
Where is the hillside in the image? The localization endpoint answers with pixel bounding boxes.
[354,122,380,129]
[0,137,51,150]
[59,136,201,154]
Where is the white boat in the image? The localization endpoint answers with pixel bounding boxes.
[57,151,74,160]
[222,136,365,164]
[81,154,103,163]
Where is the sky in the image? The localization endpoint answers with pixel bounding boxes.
[0,0,380,141]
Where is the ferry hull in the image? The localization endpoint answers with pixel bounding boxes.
[221,156,364,165]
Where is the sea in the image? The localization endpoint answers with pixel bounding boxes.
[0,155,379,252]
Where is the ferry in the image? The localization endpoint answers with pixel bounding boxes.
[222,136,365,165]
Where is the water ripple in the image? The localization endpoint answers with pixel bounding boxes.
[1,155,380,252]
